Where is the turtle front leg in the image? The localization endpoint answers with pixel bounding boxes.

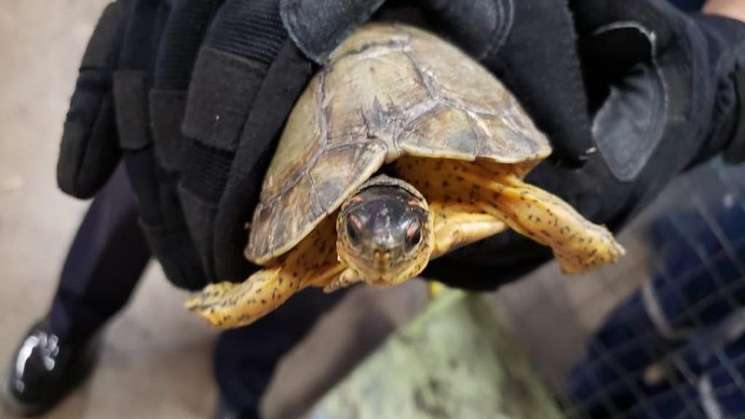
[323,268,364,293]
[186,218,345,329]
[185,267,297,329]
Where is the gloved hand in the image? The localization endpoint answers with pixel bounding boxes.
[58,0,473,288]
[57,0,389,287]
[60,0,745,290]
[165,0,391,283]
[169,0,600,284]
[57,0,207,290]
[423,0,745,289]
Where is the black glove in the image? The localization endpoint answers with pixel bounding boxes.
[423,0,745,289]
[57,0,206,290]
[145,0,638,287]
[57,0,438,287]
[168,0,387,282]
[171,0,603,284]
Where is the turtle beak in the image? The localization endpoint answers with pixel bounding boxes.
[371,232,396,265]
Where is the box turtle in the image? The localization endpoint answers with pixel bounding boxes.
[186,23,625,328]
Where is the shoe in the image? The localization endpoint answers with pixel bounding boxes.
[213,395,260,419]
[3,319,99,416]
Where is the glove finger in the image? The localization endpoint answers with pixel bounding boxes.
[181,0,288,155]
[114,0,167,223]
[148,0,223,288]
[178,0,292,281]
[494,0,594,166]
[280,0,385,63]
[151,0,222,173]
[57,1,128,198]
[417,0,513,64]
[572,0,695,121]
[213,42,314,281]
[575,18,707,222]
[114,0,210,289]
[154,0,223,91]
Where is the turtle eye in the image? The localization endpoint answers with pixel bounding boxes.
[346,215,363,246]
[405,221,422,250]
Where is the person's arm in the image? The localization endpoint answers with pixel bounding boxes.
[705,0,745,22]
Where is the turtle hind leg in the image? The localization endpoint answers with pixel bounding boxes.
[323,268,364,293]
[186,218,346,329]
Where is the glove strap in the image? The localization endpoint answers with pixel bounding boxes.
[724,56,745,163]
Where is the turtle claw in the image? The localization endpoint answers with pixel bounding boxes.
[323,269,362,293]
[185,282,247,329]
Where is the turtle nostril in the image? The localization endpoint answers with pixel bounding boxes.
[373,250,391,262]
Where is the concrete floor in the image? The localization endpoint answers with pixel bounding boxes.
[0,2,673,419]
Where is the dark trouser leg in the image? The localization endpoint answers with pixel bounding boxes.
[47,165,151,342]
[214,288,347,416]
[667,0,705,12]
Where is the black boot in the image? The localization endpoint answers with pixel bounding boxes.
[3,319,99,416]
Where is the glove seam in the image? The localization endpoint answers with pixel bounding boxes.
[479,0,514,61]
[724,56,745,162]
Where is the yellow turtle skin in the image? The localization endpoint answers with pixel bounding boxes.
[185,23,625,329]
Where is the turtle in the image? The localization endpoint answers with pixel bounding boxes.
[186,23,625,329]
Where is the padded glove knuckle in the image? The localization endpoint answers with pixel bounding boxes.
[57,83,120,198]
[280,0,385,63]
[182,47,266,150]
[57,1,129,198]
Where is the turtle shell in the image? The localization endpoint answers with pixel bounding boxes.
[246,23,551,264]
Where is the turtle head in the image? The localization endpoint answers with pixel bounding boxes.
[337,176,433,286]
